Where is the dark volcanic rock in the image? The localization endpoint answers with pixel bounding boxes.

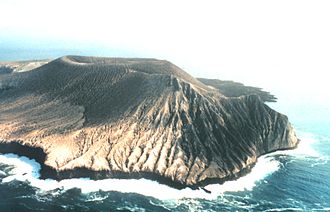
[0,66,13,75]
[0,55,298,187]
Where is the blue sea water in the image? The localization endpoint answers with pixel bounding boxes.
[0,49,330,211]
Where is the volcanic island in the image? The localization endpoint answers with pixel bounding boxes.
[0,56,298,189]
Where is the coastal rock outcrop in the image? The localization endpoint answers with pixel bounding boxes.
[0,56,298,187]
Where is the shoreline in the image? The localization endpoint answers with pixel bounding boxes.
[0,140,299,191]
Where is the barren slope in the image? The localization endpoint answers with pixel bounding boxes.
[0,59,49,73]
[0,56,298,187]
[197,78,277,102]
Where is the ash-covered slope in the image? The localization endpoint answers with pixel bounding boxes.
[0,56,298,187]
[197,78,277,102]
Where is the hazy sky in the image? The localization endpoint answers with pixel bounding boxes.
[1,0,329,106]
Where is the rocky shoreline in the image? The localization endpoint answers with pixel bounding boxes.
[0,140,298,190]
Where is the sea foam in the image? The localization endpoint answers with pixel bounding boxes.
[0,153,283,200]
[0,132,323,200]
[269,131,320,158]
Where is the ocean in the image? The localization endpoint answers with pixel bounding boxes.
[0,49,329,211]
